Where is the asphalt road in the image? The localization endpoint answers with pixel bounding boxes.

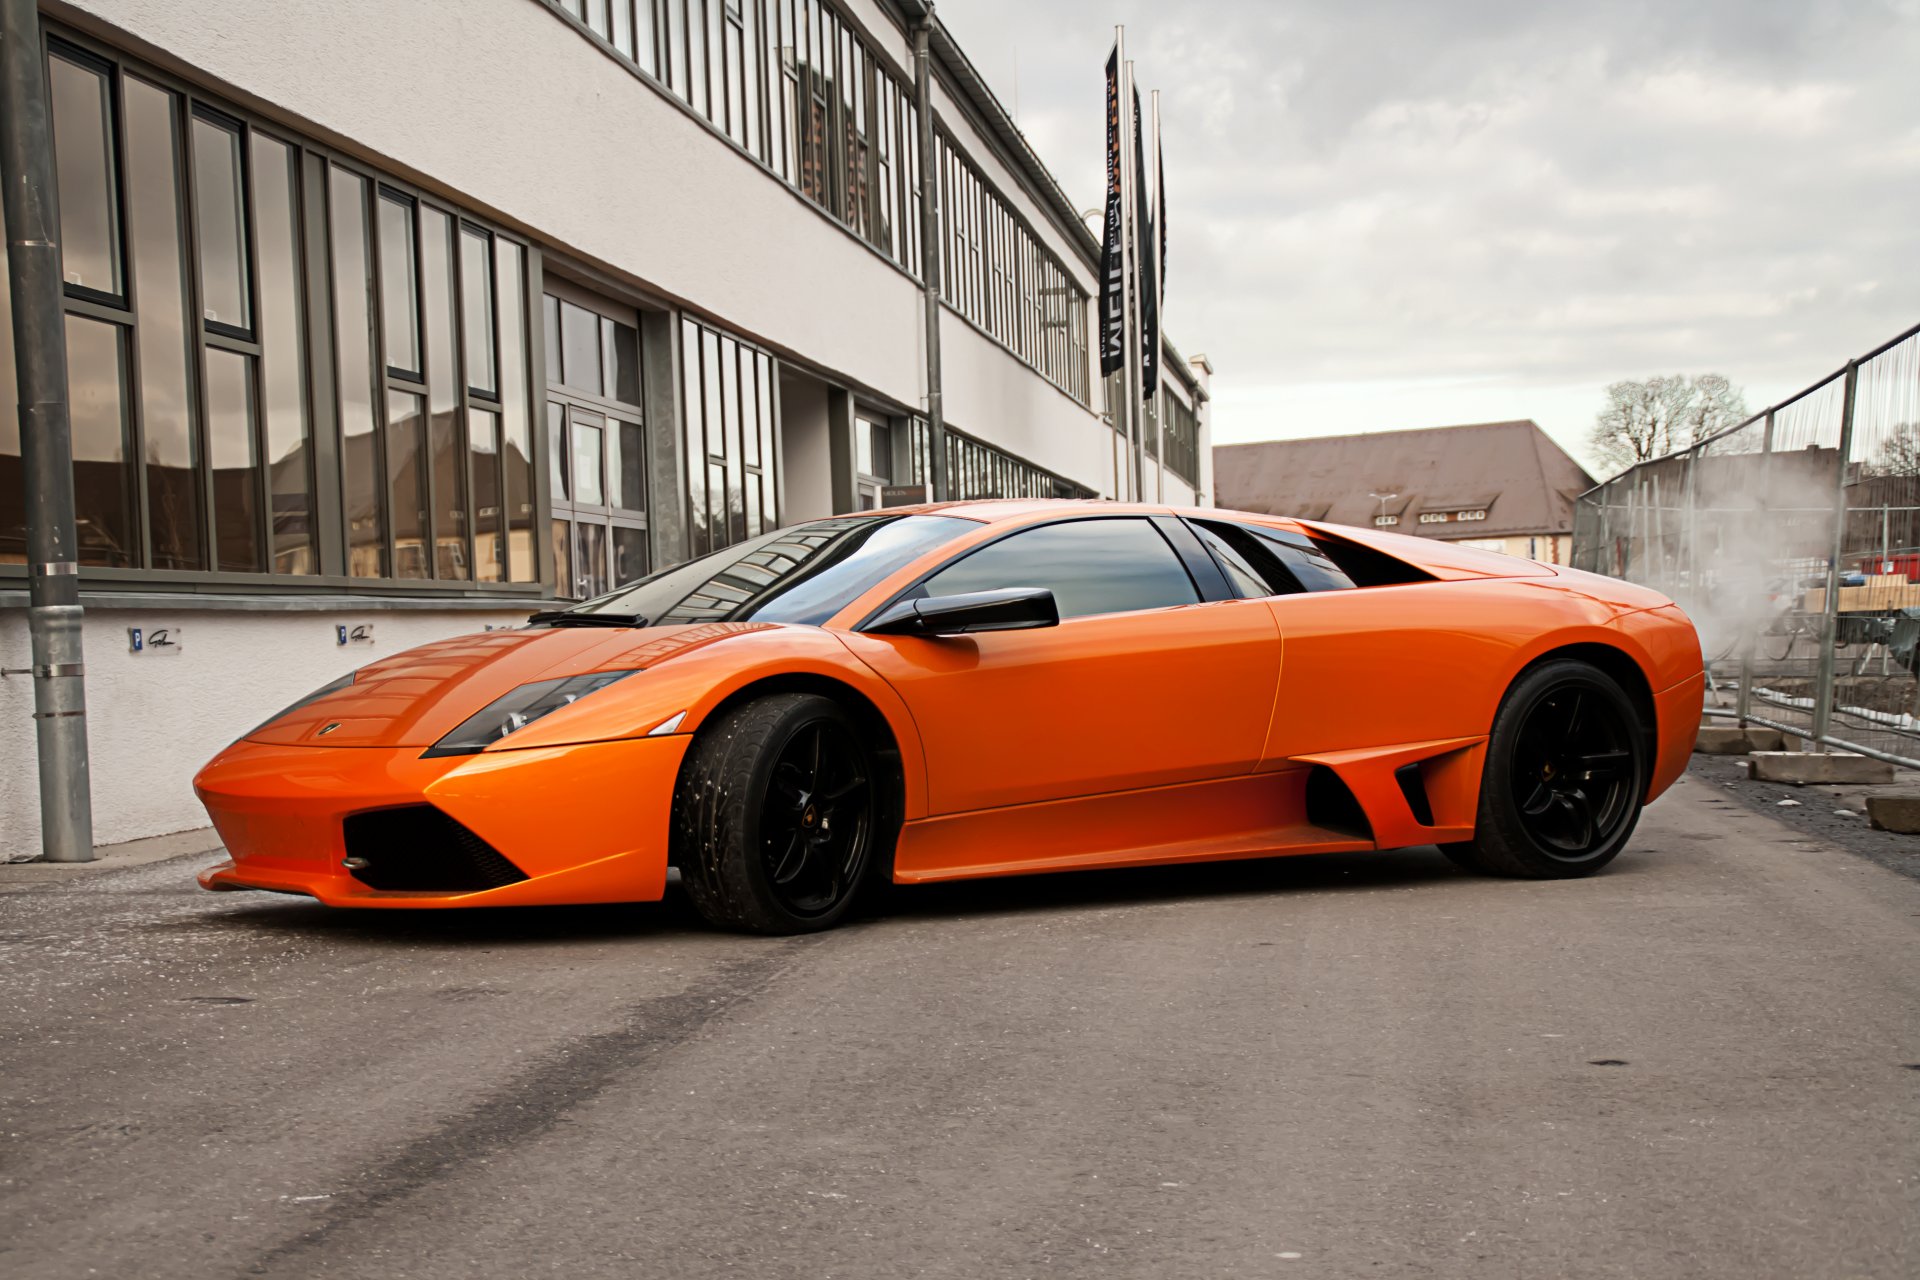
[3,775,1916,1280]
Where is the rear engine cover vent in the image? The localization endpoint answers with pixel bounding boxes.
[341,806,529,892]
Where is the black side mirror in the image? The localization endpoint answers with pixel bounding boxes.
[865,587,1059,637]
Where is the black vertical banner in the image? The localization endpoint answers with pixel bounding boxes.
[1136,86,1158,397]
[1098,47,1124,377]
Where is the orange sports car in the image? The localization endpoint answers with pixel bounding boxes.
[195,501,1703,933]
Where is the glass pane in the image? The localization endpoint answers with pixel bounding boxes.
[123,78,202,571]
[635,0,658,75]
[703,330,724,458]
[584,0,609,36]
[388,390,429,579]
[461,228,497,395]
[613,524,648,586]
[575,520,610,598]
[612,0,634,58]
[64,315,136,566]
[497,240,536,581]
[611,320,641,404]
[542,293,561,387]
[252,134,315,574]
[0,203,20,561]
[422,208,466,579]
[756,354,776,522]
[552,518,574,596]
[547,400,568,500]
[616,419,646,511]
[573,419,605,506]
[378,192,419,374]
[854,414,874,477]
[681,319,708,556]
[709,460,727,546]
[205,348,262,572]
[925,518,1201,620]
[688,0,709,113]
[600,317,617,401]
[740,354,759,466]
[191,115,251,330]
[330,168,384,576]
[49,52,121,296]
[470,408,505,583]
[560,301,600,393]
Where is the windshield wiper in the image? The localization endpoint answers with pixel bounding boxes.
[527,610,649,628]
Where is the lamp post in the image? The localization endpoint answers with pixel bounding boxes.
[1369,491,1400,527]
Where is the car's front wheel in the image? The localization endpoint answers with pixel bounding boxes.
[1441,659,1647,879]
[673,692,878,934]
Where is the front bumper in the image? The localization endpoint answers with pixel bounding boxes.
[195,734,691,908]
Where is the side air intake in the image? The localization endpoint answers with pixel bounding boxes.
[341,806,529,892]
[1304,765,1372,841]
[1394,763,1436,827]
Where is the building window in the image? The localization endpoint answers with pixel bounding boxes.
[854,410,891,509]
[547,289,650,600]
[0,33,536,591]
[933,132,1091,404]
[1160,389,1200,486]
[681,316,778,559]
[944,428,1091,502]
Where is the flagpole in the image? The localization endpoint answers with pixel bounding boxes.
[1119,55,1145,501]
[1150,88,1165,503]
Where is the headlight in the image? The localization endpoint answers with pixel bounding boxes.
[422,671,634,758]
[243,668,358,741]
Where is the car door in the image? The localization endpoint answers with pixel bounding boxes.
[842,515,1282,815]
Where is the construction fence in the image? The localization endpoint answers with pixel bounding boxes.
[1571,320,1920,767]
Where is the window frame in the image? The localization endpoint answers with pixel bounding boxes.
[0,23,549,601]
[854,513,1232,632]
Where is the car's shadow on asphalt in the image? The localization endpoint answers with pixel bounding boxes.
[199,845,1510,948]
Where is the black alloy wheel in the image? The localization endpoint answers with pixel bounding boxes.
[674,692,880,933]
[1442,659,1647,879]
[761,719,873,918]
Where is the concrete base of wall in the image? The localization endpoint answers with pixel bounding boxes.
[1747,752,1897,786]
[1695,726,1791,754]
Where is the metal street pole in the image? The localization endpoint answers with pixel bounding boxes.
[1736,408,1773,727]
[1149,87,1164,503]
[1117,47,1145,501]
[2,0,94,861]
[1812,362,1860,750]
[911,12,949,503]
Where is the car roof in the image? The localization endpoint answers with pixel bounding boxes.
[869,497,1309,530]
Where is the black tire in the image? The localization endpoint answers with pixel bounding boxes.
[673,692,879,934]
[1441,659,1647,879]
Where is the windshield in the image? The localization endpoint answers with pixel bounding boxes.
[552,514,975,628]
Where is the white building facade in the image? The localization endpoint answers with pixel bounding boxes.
[0,0,1210,858]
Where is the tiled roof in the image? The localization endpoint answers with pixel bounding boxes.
[1213,420,1597,538]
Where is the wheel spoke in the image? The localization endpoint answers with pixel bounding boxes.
[1576,750,1631,780]
[769,830,807,884]
[1553,790,1595,850]
[1561,691,1585,740]
[806,725,823,788]
[823,774,868,803]
[1520,780,1555,816]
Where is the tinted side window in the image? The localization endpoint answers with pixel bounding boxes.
[1193,520,1358,596]
[923,518,1200,620]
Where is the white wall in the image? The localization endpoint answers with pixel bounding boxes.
[0,606,527,859]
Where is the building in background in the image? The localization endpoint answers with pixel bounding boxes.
[1213,420,1593,563]
[0,0,1210,858]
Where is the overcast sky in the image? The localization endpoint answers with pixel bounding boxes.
[936,0,1920,474]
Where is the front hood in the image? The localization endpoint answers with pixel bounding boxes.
[245,622,777,748]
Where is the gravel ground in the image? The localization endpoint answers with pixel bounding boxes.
[1685,753,1920,882]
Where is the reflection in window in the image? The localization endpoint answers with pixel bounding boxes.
[331,168,385,577]
[495,240,536,582]
[559,300,600,395]
[124,76,202,571]
[470,407,505,584]
[191,114,251,332]
[680,316,778,557]
[378,191,420,376]
[0,219,20,561]
[48,50,121,298]
[460,227,496,396]
[387,390,429,579]
[614,420,646,510]
[252,133,316,574]
[64,315,136,567]
[573,418,605,507]
[924,519,1200,620]
[205,348,262,573]
[420,207,467,580]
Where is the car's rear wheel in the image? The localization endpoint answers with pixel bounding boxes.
[673,692,878,934]
[1441,659,1646,879]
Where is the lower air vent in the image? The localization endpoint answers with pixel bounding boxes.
[1305,766,1372,841]
[1394,763,1436,827]
[341,806,529,892]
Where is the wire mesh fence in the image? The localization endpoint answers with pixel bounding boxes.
[1572,321,1920,767]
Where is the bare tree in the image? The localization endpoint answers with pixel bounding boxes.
[1866,422,1920,478]
[1591,374,1749,473]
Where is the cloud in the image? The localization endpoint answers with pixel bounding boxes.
[936,0,1920,469]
